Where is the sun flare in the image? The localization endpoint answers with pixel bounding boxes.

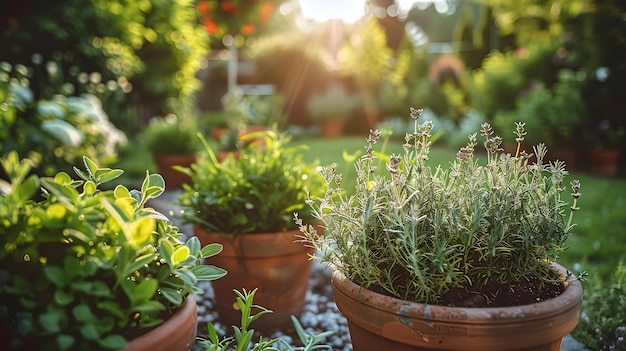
[298,0,366,23]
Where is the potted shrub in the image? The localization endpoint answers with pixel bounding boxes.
[177,130,323,331]
[306,83,360,138]
[0,151,227,351]
[297,107,585,350]
[142,113,201,189]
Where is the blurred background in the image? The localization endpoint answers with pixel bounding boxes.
[2,0,624,155]
[1,0,625,276]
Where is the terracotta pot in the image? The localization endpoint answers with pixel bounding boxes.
[320,119,346,138]
[194,226,314,331]
[587,148,621,175]
[153,153,197,189]
[331,263,583,351]
[124,294,197,351]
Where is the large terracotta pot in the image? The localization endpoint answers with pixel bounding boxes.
[124,294,197,351]
[194,226,314,331]
[153,153,197,189]
[331,263,583,351]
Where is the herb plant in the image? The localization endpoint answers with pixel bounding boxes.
[178,130,322,234]
[298,107,583,305]
[0,152,227,350]
[196,289,333,351]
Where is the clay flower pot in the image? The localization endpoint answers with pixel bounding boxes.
[124,294,197,351]
[194,226,314,331]
[587,148,621,175]
[331,263,583,351]
[153,153,198,189]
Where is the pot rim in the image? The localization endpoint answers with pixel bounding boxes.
[331,262,583,325]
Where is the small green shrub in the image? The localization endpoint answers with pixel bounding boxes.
[573,264,626,351]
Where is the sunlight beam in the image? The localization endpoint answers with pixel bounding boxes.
[298,0,366,23]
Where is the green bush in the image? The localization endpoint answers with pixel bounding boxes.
[1,0,209,134]
[0,62,126,177]
[573,264,626,351]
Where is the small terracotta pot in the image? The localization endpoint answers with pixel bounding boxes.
[195,226,314,331]
[587,148,621,175]
[331,263,583,351]
[320,119,346,138]
[153,153,197,189]
[124,294,197,351]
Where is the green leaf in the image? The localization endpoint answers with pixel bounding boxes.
[41,119,83,147]
[113,184,131,199]
[54,289,74,306]
[160,287,183,306]
[82,156,99,179]
[192,265,227,281]
[56,334,75,351]
[172,246,190,266]
[186,236,201,257]
[96,301,126,320]
[98,334,128,350]
[82,180,97,196]
[200,243,223,258]
[43,266,67,287]
[127,216,155,248]
[73,168,92,182]
[40,178,79,206]
[159,240,174,266]
[14,175,39,202]
[72,304,96,323]
[79,323,99,341]
[94,168,124,184]
[130,279,159,306]
[176,269,197,285]
[140,172,165,201]
[120,252,155,279]
[132,300,166,314]
[39,310,64,333]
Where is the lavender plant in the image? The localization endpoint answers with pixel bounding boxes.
[297,107,583,305]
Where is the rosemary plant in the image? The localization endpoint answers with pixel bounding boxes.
[297,107,582,305]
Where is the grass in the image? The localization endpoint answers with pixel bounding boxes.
[115,133,626,283]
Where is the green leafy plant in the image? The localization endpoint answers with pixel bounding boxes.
[177,130,322,234]
[196,289,333,351]
[573,263,626,351]
[0,151,227,350]
[297,107,584,305]
[141,114,201,155]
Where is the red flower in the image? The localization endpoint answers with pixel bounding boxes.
[241,22,256,35]
[260,3,274,23]
[197,1,209,15]
[220,1,238,14]
[202,18,218,35]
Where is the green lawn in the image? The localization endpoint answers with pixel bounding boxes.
[116,134,626,282]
